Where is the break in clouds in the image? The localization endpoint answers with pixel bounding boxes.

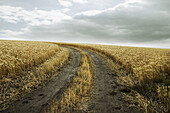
[0,0,170,48]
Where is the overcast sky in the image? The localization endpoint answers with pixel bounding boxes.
[0,0,170,48]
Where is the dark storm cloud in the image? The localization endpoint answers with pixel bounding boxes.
[74,0,170,43]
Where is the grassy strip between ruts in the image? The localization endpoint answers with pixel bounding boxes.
[44,47,94,113]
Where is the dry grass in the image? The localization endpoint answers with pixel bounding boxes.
[0,40,69,111]
[0,40,59,77]
[83,44,170,113]
[57,43,170,113]
[87,45,169,113]
[1,40,169,112]
[45,47,94,113]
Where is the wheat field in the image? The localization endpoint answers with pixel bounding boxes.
[57,43,170,112]
[86,44,170,112]
[82,44,170,82]
[0,41,169,112]
[58,43,170,81]
[0,40,69,111]
[0,40,59,77]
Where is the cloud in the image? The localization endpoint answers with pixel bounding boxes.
[0,30,24,38]
[72,0,88,4]
[1,0,170,48]
[0,6,22,24]
[75,10,101,16]
[73,0,170,43]
[0,5,71,26]
[58,0,72,7]
[61,8,70,13]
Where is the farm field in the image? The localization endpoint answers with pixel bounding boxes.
[0,40,170,113]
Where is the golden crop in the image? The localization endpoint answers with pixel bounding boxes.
[84,45,170,82]
[0,40,59,78]
[0,40,69,111]
[82,44,170,112]
[1,40,169,112]
[45,47,94,113]
[58,43,170,82]
[57,43,170,112]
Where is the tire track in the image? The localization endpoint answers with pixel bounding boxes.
[1,46,141,113]
[1,48,81,113]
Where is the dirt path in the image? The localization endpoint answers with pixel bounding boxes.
[85,50,140,113]
[1,46,140,113]
[1,48,81,113]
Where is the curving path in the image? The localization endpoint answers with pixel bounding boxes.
[1,46,141,113]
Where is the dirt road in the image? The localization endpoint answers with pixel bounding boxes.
[1,46,140,113]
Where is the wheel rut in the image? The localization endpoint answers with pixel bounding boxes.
[1,46,140,113]
[1,48,81,113]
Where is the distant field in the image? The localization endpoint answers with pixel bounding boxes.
[0,40,169,113]
[78,44,170,81]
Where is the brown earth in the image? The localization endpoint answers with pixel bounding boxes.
[1,46,141,113]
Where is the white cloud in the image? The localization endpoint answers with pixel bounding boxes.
[72,0,88,4]
[58,0,72,7]
[126,0,144,4]
[0,6,21,24]
[0,16,19,24]
[61,8,70,13]
[74,0,145,17]
[75,10,101,16]
[0,30,24,37]
[0,5,71,26]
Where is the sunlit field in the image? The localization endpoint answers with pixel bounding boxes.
[57,43,170,112]
[0,40,169,113]
[0,40,69,111]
